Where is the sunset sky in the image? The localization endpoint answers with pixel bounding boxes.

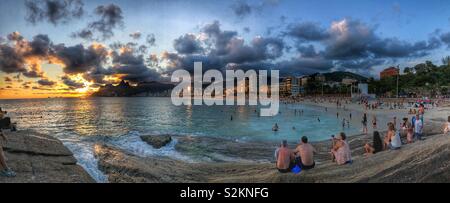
[2,0,450,99]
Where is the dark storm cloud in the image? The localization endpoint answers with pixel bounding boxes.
[202,21,238,55]
[28,34,53,56]
[54,43,108,74]
[0,45,27,73]
[173,34,204,54]
[37,78,56,86]
[297,45,320,58]
[4,77,12,82]
[110,50,161,82]
[0,33,52,77]
[73,4,124,41]
[285,22,330,42]
[163,21,285,75]
[286,19,441,61]
[25,0,84,25]
[231,1,252,18]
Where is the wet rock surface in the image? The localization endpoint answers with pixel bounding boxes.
[140,134,172,149]
[95,130,450,183]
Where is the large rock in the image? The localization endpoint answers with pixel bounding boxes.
[0,130,95,183]
[140,135,172,149]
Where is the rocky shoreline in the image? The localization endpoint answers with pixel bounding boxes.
[0,130,94,183]
[93,119,449,183]
[1,104,448,183]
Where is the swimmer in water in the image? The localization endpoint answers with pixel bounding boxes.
[272,123,279,131]
[318,117,321,122]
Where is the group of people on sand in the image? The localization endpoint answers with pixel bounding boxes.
[275,132,354,173]
[0,107,17,177]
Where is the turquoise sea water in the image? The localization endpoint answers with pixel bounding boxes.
[0,97,393,182]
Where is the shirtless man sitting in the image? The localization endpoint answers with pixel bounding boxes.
[294,136,316,170]
[275,140,294,173]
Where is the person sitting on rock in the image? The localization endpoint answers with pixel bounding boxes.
[275,140,294,173]
[293,136,316,170]
[0,108,16,131]
[364,131,383,155]
[0,130,16,177]
[330,132,352,165]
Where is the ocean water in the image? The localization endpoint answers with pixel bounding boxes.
[0,97,393,182]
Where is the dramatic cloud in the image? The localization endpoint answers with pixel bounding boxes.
[285,22,330,42]
[110,49,161,82]
[173,34,204,54]
[25,0,84,25]
[37,78,56,86]
[0,44,27,73]
[73,4,124,40]
[280,18,444,74]
[163,20,285,74]
[4,77,12,82]
[55,43,108,74]
[61,75,85,89]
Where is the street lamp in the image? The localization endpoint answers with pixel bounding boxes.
[396,65,400,98]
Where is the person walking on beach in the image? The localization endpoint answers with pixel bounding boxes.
[362,113,368,135]
[294,136,316,170]
[275,140,294,173]
[372,115,377,129]
[0,130,16,177]
[402,118,414,143]
[414,114,424,141]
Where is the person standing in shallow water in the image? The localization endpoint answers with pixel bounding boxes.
[362,113,368,135]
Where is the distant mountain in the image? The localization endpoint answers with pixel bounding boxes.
[320,71,368,82]
[92,80,174,97]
